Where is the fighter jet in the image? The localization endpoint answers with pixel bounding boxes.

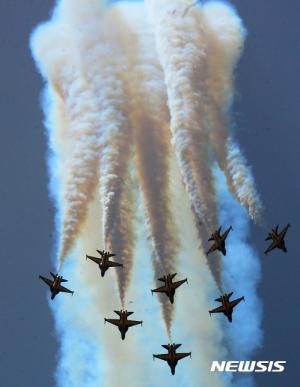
[206,226,233,256]
[209,292,244,322]
[104,310,142,340]
[86,249,123,277]
[151,273,188,304]
[264,224,290,255]
[39,272,74,300]
[153,343,191,375]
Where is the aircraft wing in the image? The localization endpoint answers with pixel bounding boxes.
[206,243,218,255]
[108,261,123,268]
[153,354,170,362]
[264,240,278,254]
[39,275,53,287]
[280,224,290,238]
[175,352,191,361]
[229,297,244,309]
[86,255,101,264]
[152,285,168,294]
[209,305,226,315]
[105,318,122,327]
[126,320,142,328]
[173,279,187,289]
[57,284,74,294]
[222,227,232,240]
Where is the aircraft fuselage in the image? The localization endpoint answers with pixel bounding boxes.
[220,296,233,322]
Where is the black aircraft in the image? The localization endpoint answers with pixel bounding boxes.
[104,310,142,340]
[206,226,233,256]
[39,272,74,300]
[153,343,191,375]
[151,273,187,304]
[209,292,244,322]
[264,224,290,255]
[86,250,123,277]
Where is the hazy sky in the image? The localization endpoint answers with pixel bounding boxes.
[0,1,299,386]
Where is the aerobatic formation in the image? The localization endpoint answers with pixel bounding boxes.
[32,0,289,385]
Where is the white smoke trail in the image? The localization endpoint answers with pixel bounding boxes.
[201,2,263,224]
[226,138,263,224]
[95,6,137,306]
[31,7,103,267]
[146,0,222,286]
[117,3,179,336]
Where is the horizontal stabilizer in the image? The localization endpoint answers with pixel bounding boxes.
[158,276,167,282]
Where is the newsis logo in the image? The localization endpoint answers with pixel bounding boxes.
[211,361,286,373]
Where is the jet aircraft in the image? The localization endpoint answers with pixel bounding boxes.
[86,249,123,277]
[39,272,74,300]
[104,310,142,340]
[153,343,191,375]
[206,226,233,256]
[209,292,244,322]
[151,273,187,304]
[264,224,290,255]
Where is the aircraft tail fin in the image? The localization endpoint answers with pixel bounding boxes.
[214,296,223,302]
